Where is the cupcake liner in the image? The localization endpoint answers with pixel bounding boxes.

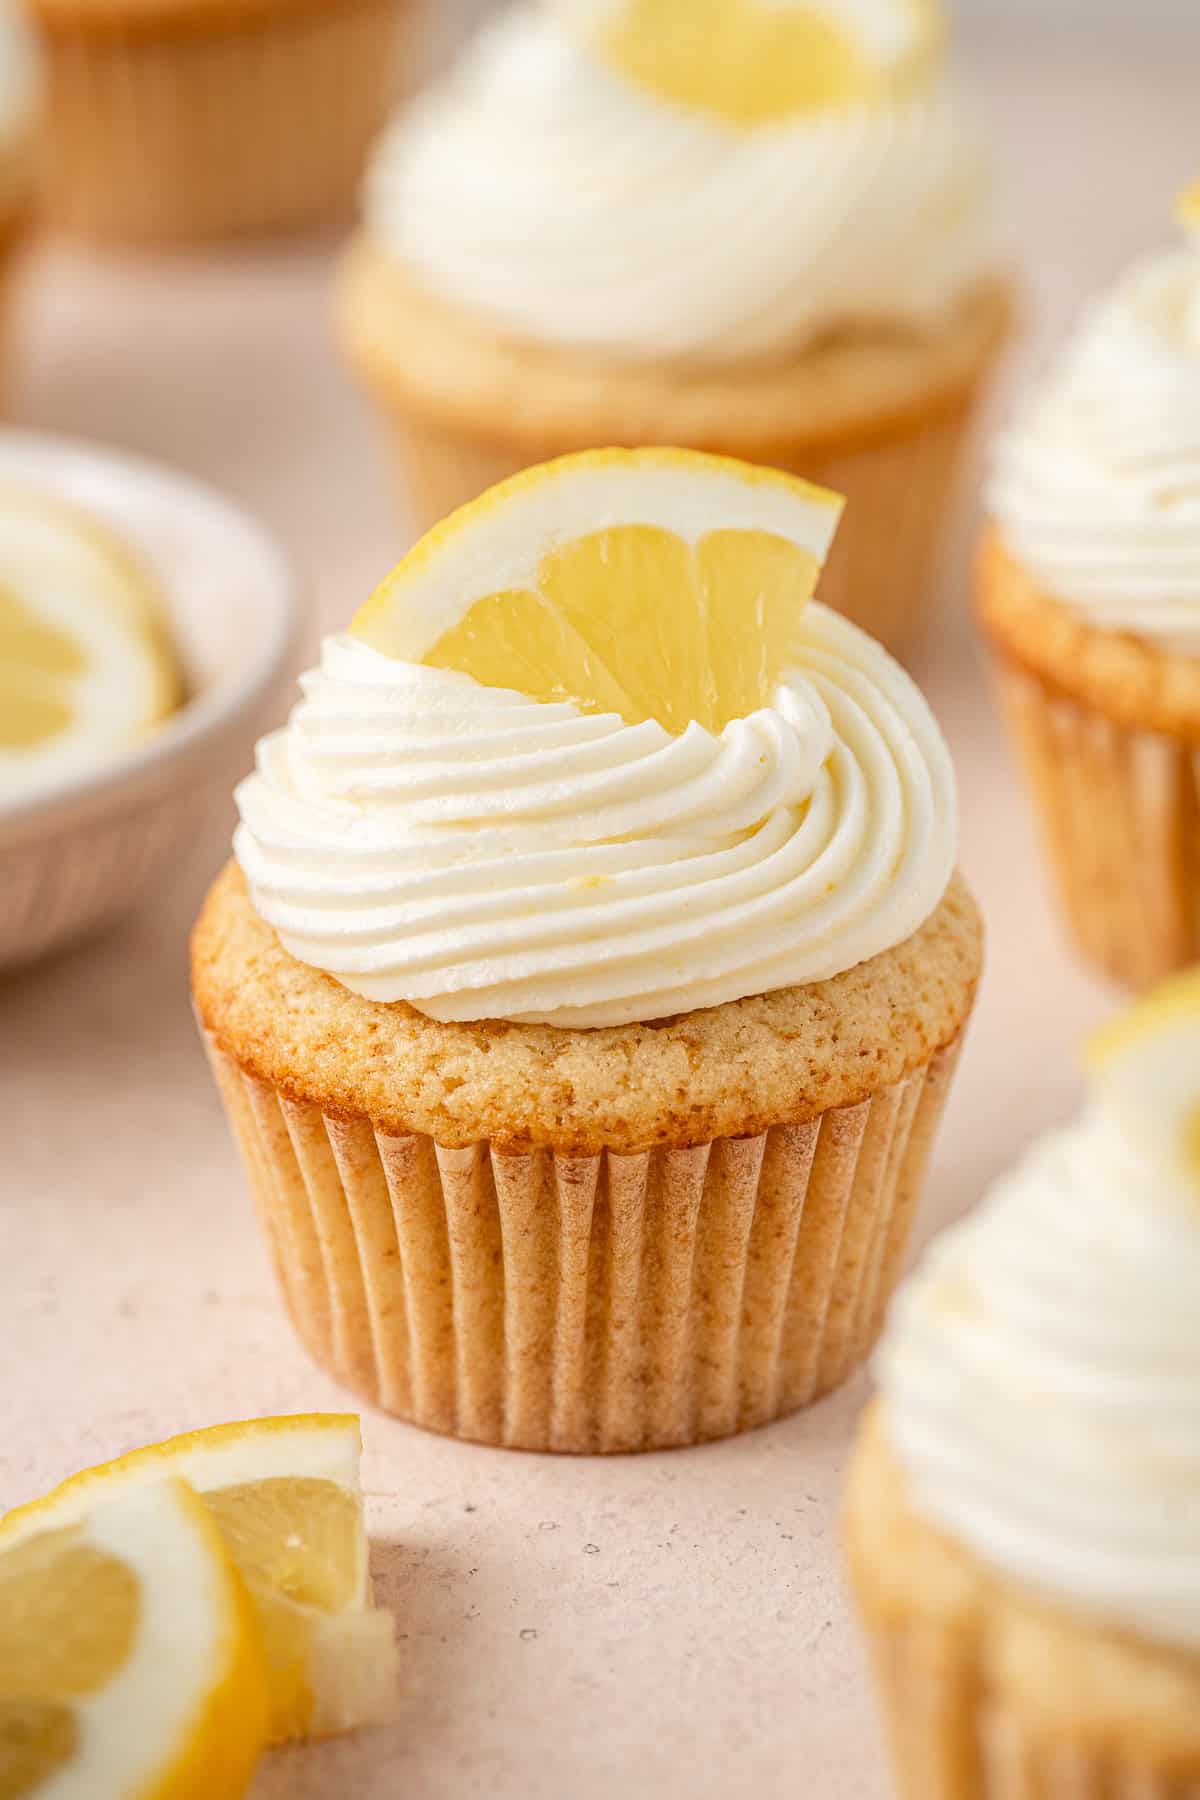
[203,1030,962,1453]
[36,0,412,243]
[378,398,977,661]
[861,1615,1200,1800]
[992,657,1200,988]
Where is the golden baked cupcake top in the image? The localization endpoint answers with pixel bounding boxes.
[361,0,998,365]
[875,971,1200,1650]
[230,448,960,1032]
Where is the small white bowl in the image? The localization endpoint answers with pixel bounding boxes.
[0,432,301,970]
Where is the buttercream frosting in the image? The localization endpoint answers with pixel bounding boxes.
[363,4,995,364]
[990,242,1200,651]
[234,602,957,1028]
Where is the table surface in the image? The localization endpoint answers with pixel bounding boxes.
[2,40,1192,1800]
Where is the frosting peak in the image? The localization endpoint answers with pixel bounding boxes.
[234,605,956,1028]
[363,4,994,364]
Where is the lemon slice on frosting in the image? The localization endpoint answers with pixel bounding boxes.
[1086,967,1200,1201]
[0,489,181,801]
[352,447,843,735]
[1,1415,397,1747]
[0,1477,269,1799]
[552,0,943,124]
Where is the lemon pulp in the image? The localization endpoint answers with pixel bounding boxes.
[394,526,817,735]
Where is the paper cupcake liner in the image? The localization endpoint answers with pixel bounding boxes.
[37,0,411,242]
[203,1031,962,1453]
[861,1616,1200,1800]
[992,657,1200,988]
[377,397,976,662]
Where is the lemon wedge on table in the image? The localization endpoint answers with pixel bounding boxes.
[0,489,181,802]
[0,1415,397,1747]
[553,0,943,125]
[0,1477,268,1800]
[352,447,843,735]
[1085,967,1200,1202]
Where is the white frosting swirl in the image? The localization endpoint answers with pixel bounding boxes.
[233,603,956,1028]
[990,245,1200,651]
[364,5,995,364]
[878,1103,1200,1652]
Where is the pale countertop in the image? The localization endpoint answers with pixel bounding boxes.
[1,40,1193,1800]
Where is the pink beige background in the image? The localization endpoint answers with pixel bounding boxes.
[1,35,1192,1800]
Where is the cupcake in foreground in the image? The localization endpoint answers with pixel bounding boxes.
[337,0,1013,658]
[980,188,1200,988]
[846,973,1200,1798]
[24,0,416,242]
[192,448,980,1454]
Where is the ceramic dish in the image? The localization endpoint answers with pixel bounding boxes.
[0,432,300,969]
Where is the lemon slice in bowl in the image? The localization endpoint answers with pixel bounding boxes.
[554,0,943,124]
[1085,967,1200,1203]
[352,447,843,735]
[0,488,182,803]
[0,1477,269,1799]
[0,1415,397,1746]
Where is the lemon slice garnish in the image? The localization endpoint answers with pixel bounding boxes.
[352,447,843,735]
[555,0,943,124]
[1177,178,1200,233]
[0,1477,269,1799]
[1085,968,1200,1199]
[0,1415,397,1746]
[0,489,182,800]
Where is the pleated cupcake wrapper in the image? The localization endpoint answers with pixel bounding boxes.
[993,657,1200,988]
[862,1616,1200,1800]
[204,1031,961,1453]
[38,0,410,243]
[373,394,978,663]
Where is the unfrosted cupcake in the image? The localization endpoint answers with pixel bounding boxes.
[192,448,980,1453]
[337,0,1012,658]
[846,972,1200,1798]
[980,196,1200,987]
[25,0,416,242]
[0,1,37,390]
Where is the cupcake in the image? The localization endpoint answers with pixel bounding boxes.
[980,193,1200,988]
[0,0,37,388]
[25,0,416,243]
[192,447,980,1454]
[846,973,1200,1798]
[336,0,1013,659]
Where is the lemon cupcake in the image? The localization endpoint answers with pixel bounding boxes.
[26,0,416,242]
[980,193,1200,988]
[193,448,980,1454]
[337,0,1012,660]
[0,0,37,388]
[846,974,1200,1798]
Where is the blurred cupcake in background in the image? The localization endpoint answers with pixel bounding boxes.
[980,189,1200,989]
[846,972,1200,1799]
[0,0,37,392]
[24,0,420,243]
[337,0,1013,657]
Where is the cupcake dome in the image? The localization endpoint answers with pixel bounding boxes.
[980,201,1200,986]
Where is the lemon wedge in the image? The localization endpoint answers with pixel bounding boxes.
[1177,178,1200,232]
[0,489,182,802]
[0,1477,269,1799]
[555,0,943,124]
[0,1416,397,1746]
[1085,968,1200,1198]
[352,447,843,735]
